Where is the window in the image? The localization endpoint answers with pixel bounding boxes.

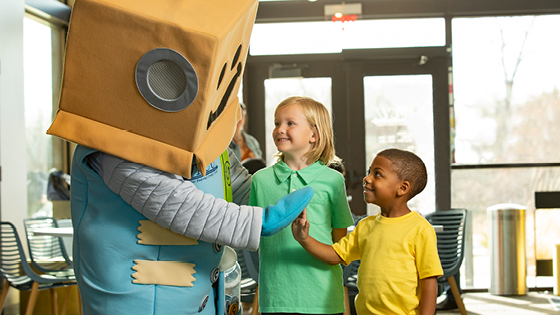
[264,78,332,164]
[364,75,435,215]
[451,14,560,289]
[23,15,66,217]
[250,18,445,55]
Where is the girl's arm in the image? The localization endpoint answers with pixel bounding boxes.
[292,209,343,265]
[418,276,438,315]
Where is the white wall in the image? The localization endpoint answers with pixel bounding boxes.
[1,0,28,225]
[0,0,29,312]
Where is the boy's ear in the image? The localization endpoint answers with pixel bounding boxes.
[397,181,411,197]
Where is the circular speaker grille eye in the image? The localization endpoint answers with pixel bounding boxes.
[148,60,187,100]
[136,48,198,112]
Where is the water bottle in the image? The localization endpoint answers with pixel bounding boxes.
[224,261,242,315]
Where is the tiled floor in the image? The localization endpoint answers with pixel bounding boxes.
[243,292,560,315]
[436,291,560,315]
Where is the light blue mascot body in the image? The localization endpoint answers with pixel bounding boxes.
[46,0,313,314]
[71,146,280,314]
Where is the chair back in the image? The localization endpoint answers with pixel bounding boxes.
[241,158,266,175]
[236,249,258,304]
[342,259,360,290]
[236,249,254,282]
[425,209,467,278]
[241,250,259,282]
[1,222,79,315]
[0,222,36,289]
[23,217,73,272]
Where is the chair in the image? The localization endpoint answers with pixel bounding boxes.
[236,249,260,315]
[241,158,267,175]
[342,259,360,315]
[0,221,79,315]
[236,249,257,302]
[23,217,73,274]
[341,214,367,315]
[425,209,467,315]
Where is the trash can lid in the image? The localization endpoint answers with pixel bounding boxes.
[487,203,526,211]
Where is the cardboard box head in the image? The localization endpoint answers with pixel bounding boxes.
[47,0,259,178]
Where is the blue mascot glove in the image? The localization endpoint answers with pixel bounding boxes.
[261,186,314,237]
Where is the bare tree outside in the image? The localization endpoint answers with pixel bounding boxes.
[452,15,560,288]
[495,17,535,162]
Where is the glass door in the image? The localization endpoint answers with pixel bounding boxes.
[245,47,450,215]
[363,74,435,215]
[263,78,333,166]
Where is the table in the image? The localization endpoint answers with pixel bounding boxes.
[32,227,73,237]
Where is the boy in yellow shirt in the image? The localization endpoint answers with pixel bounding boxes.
[292,148,443,315]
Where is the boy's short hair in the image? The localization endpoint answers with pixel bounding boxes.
[377,148,427,199]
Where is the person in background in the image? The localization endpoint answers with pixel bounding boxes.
[328,159,346,178]
[292,148,443,315]
[230,102,263,162]
[250,96,354,315]
[328,159,352,203]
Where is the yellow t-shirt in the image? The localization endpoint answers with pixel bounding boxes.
[332,211,443,315]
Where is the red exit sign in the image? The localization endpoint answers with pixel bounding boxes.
[331,14,357,22]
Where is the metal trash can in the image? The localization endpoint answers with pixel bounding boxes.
[487,203,527,295]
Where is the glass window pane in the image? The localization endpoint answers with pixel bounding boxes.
[452,167,560,289]
[250,18,445,55]
[364,75,435,215]
[452,14,560,290]
[264,78,332,164]
[24,17,56,217]
[452,15,560,164]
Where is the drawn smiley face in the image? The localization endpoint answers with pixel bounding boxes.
[207,44,244,129]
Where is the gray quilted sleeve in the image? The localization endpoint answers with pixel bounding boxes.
[97,152,263,251]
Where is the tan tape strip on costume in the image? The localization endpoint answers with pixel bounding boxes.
[137,220,198,246]
[47,110,196,178]
[132,260,196,287]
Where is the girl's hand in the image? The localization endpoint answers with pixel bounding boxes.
[291,209,309,242]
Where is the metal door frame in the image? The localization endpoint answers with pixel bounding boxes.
[244,46,451,214]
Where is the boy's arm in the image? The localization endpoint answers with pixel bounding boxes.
[418,276,438,315]
[292,209,344,265]
[332,228,347,243]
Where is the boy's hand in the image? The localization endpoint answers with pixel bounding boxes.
[291,209,344,265]
[292,209,310,242]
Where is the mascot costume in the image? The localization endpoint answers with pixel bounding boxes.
[46,0,314,314]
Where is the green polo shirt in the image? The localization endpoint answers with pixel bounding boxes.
[249,160,354,314]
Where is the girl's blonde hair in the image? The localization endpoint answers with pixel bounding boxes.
[274,96,340,165]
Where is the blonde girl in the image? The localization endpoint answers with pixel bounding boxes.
[249,96,354,315]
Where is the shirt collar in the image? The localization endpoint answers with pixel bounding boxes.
[273,160,324,185]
